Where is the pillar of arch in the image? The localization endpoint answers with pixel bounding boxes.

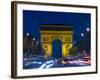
[40,24,73,58]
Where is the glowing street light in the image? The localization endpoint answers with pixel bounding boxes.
[26,33,29,36]
[81,33,84,37]
[73,41,76,44]
[86,27,90,32]
[33,38,35,41]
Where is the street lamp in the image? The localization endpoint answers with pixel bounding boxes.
[81,33,84,37]
[73,41,76,44]
[86,27,90,32]
[33,38,35,41]
[26,33,29,36]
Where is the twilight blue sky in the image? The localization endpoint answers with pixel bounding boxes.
[23,10,91,43]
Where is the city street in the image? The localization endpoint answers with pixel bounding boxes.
[23,55,91,69]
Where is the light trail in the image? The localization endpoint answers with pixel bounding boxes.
[39,60,54,69]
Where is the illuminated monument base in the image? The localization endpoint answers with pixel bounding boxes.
[40,24,73,58]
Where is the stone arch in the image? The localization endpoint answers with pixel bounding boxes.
[40,24,73,58]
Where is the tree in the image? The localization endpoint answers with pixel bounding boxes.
[69,46,79,56]
[23,33,37,57]
[35,42,45,56]
[77,31,90,54]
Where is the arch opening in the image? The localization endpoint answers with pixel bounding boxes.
[52,39,62,58]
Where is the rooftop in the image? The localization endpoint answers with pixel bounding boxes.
[40,24,73,31]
